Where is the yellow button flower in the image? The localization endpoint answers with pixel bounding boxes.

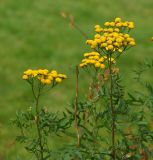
[116,23,122,27]
[107,40,112,45]
[100,37,106,42]
[45,79,51,85]
[110,22,115,27]
[124,34,130,38]
[94,34,101,39]
[107,28,113,33]
[40,78,46,84]
[100,64,105,69]
[107,45,114,50]
[48,74,53,80]
[116,38,122,43]
[95,25,100,29]
[55,78,62,83]
[95,39,101,43]
[104,22,110,26]
[113,42,119,47]
[128,22,135,29]
[114,28,120,32]
[129,41,136,46]
[95,62,101,68]
[22,75,28,80]
[101,43,107,47]
[95,28,102,33]
[115,17,121,23]
[99,57,104,62]
[86,40,93,45]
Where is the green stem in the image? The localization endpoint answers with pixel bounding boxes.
[108,54,116,160]
[32,83,44,160]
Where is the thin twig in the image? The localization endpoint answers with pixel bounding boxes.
[60,12,103,55]
[60,12,88,40]
[74,65,80,147]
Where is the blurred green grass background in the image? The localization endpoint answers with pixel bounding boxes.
[0,0,153,159]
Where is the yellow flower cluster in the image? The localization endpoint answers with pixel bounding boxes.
[104,17,135,29]
[22,69,67,85]
[86,17,136,52]
[79,52,115,69]
[95,17,134,33]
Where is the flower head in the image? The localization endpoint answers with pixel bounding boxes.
[22,69,67,85]
[86,17,136,53]
[79,52,108,69]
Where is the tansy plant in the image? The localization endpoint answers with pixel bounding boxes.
[14,69,68,160]
[14,17,153,160]
[75,17,136,159]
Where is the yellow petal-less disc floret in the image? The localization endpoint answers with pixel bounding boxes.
[55,77,62,83]
[107,45,114,50]
[22,74,28,80]
[94,34,101,39]
[45,79,52,85]
[100,64,105,69]
[115,17,121,23]
[129,41,136,46]
[95,62,101,68]
[101,43,107,47]
[95,25,103,33]
[116,22,122,27]
[128,22,135,29]
[110,22,115,27]
[104,22,110,27]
